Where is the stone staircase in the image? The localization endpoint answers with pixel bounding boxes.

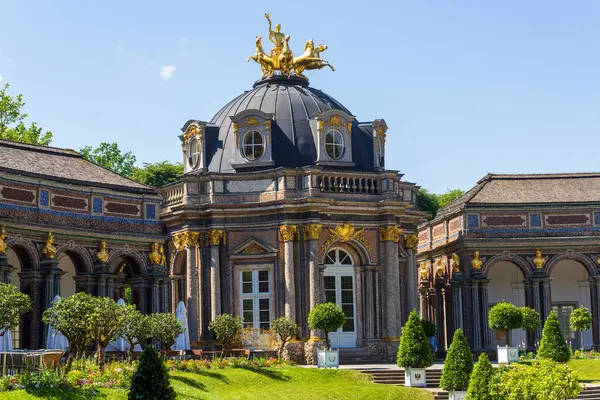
[339,348,387,364]
[359,369,600,400]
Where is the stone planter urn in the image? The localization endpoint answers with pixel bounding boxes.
[316,349,339,368]
[497,345,519,363]
[404,368,426,387]
[448,391,467,400]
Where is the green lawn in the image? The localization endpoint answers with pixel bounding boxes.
[1,367,433,400]
[568,359,600,383]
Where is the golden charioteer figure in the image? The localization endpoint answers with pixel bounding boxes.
[248,13,334,79]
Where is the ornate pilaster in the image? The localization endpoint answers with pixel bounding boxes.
[208,229,225,321]
[404,234,418,321]
[380,226,402,340]
[280,225,297,320]
[365,269,375,339]
[174,231,200,341]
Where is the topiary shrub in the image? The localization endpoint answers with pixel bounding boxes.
[128,345,176,400]
[520,306,540,333]
[209,313,243,351]
[488,302,523,346]
[270,317,299,359]
[149,313,184,350]
[537,310,571,362]
[440,329,473,391]
[420,319,436,338]
[396,310,433,369]
[570,306,592,350]
[307,303,345,350]
[466,353,494,400]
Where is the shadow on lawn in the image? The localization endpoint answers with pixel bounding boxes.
[25,387,108,399]
[171,375,208,391]
[245,367,291,382]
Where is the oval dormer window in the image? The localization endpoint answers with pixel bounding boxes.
[188,137,201,168]
[242,130,264,161]
[325,129,345,160]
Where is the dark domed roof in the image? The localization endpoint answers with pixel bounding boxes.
[205,75,375,173]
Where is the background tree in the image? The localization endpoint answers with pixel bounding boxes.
[209,313,243,352]
[87,296,127,370]
[488,302,523,346]
[437,189,465,208]
[466,353,494,400]
[42,292,95,367]
[129,345,176,400]
[537,310,571,362]
[0,282,31,337]
[130,161,183,187]
[440,329,473,392]
[396,310,434,369]
[520,306,540,333]
[570,306,592,350]
[150,313,184,350]
[80,142,137,177]
[307,303,346,350]
[0,83,53,145]
[270,316,299,359]
[417,188,465,220]
[122,305,152,360]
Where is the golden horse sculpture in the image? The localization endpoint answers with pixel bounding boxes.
[248,13,334,79]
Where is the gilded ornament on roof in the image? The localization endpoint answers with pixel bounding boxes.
[42,233,56,259]
[471,251,482,271]
[0,225,7,255]
[96,240,109,263]
[183,124,201,144]
[533,249,546,269]
[321,223,372,255]
[248,13,334,79]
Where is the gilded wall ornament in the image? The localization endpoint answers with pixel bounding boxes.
[533,249,546,269]
[419,262,429,281]
[241,243,266,254]
[304,224,322,240]
[279,225,297,242]
[379,226,402,243]
[173,232,200,251]
[321,223,372,255]
[207,230,226,246]
[149,242,163,265]
[0,225,7,255]
[451,253,460,273]
[96,240,109,263]
[183,124,202,144]
[435,258,446,278]
[471,251,483,271]
[404,234,419,250]
[233,117,271,144]
[42,232,56,259]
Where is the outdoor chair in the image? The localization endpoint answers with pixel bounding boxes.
[0,351,27,376]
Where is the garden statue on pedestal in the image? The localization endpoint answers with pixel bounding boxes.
[307,302,345,368]
[440,329,473,400]
[397,310,434,387]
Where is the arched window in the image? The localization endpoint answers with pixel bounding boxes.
[242,130,264,161]
[324,248,353,266]
[325,129,345,160]
[188,137,201,168]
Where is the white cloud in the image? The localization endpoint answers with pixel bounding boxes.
[160,65,176,81]
[117,44,125,53]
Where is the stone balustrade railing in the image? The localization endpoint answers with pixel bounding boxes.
[164,185,184,205]
[316,174,381,194]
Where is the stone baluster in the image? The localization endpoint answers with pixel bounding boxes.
[280,225,297,320]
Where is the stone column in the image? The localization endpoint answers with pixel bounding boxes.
[279,225,297,320]
[304,224,322,338]
[380,226,402,340]
[365,269,375,339]
[174,232,200,341]
[471,281,482,350]
[375,269,383,338]
[404,235,419,319]
[594,277,600,348]
[541,278,552,321]
[531,279,542,344]
[578,280,593,349]
[480,280,492,349]
[419,284,429,319]
[160,280,169,313]
[451,280,464,332]
[151,280,160,313]
[207,230,225,321]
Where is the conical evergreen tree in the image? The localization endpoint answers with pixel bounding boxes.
[537,310,571,362]
[466,353,494,400]
[129,345,176,400]
[397,310,434,368]
[440,329,473,391]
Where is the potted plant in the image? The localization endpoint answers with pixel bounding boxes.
[397,310,434,387]
[440,329,473,400]
[307,303,345,368]
[570,306,592,351]
[488,302,522,363]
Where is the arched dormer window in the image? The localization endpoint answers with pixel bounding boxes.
[313,110,355,167]
[325,129,345,160]
[230,110,274,170]
[180,121,206,173]
[188,137,201,168]
[242,130,265,161]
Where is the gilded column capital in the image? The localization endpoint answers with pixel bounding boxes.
[207,229,226,246]
[379,226,402,243]
[173,231,200,251]
[304,224,322,241]
[404,234,419,250]
[279,225,297,242]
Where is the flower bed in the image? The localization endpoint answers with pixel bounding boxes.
[165,356,291,372]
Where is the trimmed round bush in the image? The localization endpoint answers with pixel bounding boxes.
[466,353,494,400]
[129,345,176,400]
[520,306,540,333]
[307,303,345,350]
[271,316,299,359]
[209,313,243,351]
[537,310,571,362]
[488,302,522,346]
[396,310,433,369]
[440,329,473,391]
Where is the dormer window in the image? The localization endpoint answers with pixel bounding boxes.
[242,130,264,160]
[325,129,345,160]
[188,137,201,168]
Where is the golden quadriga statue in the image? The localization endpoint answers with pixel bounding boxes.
[248,13,334,79]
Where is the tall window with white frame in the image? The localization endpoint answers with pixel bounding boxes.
[241,270,270,330]
[325,129,345,160]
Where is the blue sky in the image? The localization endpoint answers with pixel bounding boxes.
[1,1,599,193]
